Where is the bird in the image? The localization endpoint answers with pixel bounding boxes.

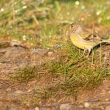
[69,23,110,55]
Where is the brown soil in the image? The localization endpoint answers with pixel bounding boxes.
[0,44,110,110]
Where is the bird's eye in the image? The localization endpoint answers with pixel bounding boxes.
[71,23,75,27]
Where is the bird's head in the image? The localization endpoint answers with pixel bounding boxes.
[70,23,83,34]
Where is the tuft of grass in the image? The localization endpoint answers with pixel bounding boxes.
[41,43,110,97]
[10,66,38,83]
[42,65,110,98]
[9,42,110,101]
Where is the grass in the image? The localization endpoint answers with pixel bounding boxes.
[1,0,110,103]
[10,66,38,83]
[10,43,110,103]
[0,0,110,47]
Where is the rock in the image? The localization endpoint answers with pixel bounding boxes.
[15,90,24,94]
[13,90,24,96]
[31,48,49,56]
[84,102,90,108]
[106,105,110,110]
[78,104,84,108]
[35,107,40,110]
[47,51,54,57]
[10,40,21,47]
[10,40,28,49]
[60,103,73,110]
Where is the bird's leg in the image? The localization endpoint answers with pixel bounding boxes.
[86,48,94,65]
[91,50,94,65]
[91,24,95,65]
[82,49,86,57]
[86,48,91,57]
[78,48,81,55]
[99,43,102,66]
[82,49,90,58]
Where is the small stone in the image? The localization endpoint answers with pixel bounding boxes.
[6,88,11,92]
[15,90,23,94]
[105,98,109,101]
[84,102,90,108]
[35,107,39,110]
[106,105,110,110]
[10,40,21,47]
[27,89,32,92]
[48,51,54,57]
[79,104,83,108]
[60,103,73,110]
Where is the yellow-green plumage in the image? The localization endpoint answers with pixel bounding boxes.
[70,33,99,51]
[69,24,110,53]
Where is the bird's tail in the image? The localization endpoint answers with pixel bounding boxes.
[101,39,110,44]
[93,39,110,49]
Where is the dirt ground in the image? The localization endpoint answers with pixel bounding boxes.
[0,44,110,110]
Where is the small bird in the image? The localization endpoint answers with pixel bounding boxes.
[69,23,110,55]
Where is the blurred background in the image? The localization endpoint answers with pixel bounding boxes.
[0,0,110,48]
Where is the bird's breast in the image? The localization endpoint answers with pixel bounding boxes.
[70,33,95,50]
